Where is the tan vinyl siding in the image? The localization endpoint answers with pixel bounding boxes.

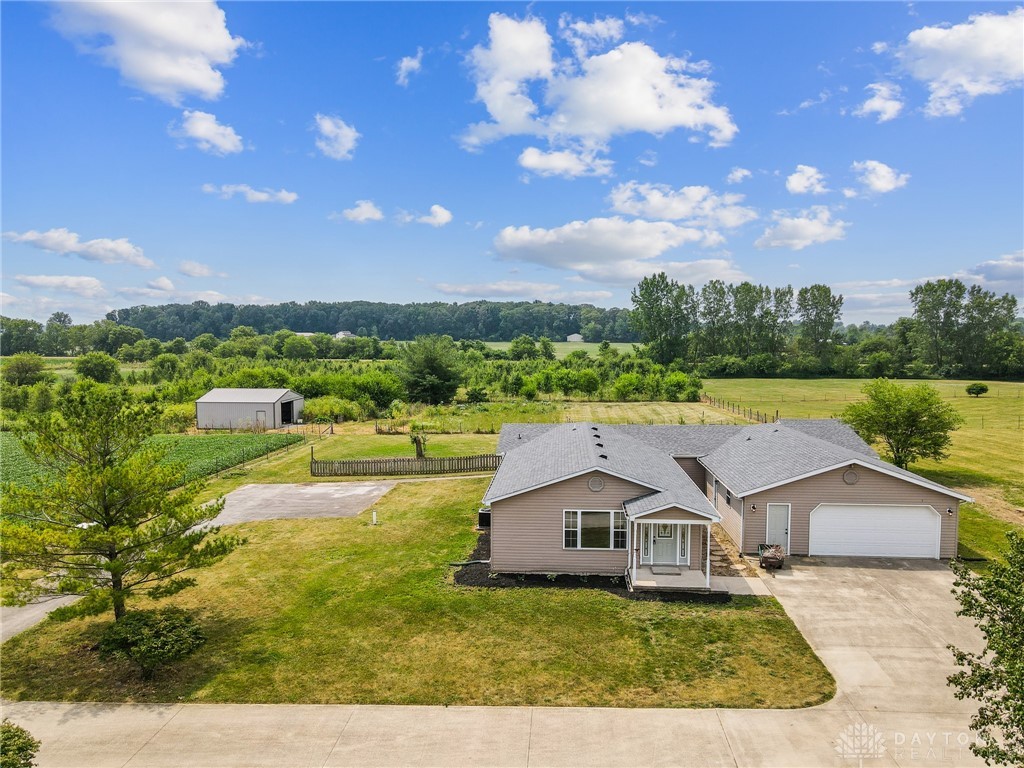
[674,458,705,488]
[704,471,744,549]
[490,471,650,574]
[743,465,961,558]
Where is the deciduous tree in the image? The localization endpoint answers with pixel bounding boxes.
[841,378,963,469]
[948,531,1024,767]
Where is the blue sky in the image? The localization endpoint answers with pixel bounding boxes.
[2,2,1022,325]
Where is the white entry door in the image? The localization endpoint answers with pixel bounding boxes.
[766,503,790,552]
[652,524,677,564]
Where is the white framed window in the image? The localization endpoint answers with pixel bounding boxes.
[563,509,626,550]
[726,489,732,506]
[563,510,578,549]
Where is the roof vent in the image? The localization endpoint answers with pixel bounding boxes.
[595,443,604,448]
[591,426,599,431]
[746,436,752,441]
[598,453,608,459]
[593,434,601,439]
[518,434,522,440]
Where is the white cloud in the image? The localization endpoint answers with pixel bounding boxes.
[463,14,555,148]
[51,1,246,105]
[15,274,106,298]
[871,41,889,55]
[558,14,624,58]
[3,227,154,268]
[608,181,757,230]
[333,200,384,223]
[435,280,560,296]
[637,150,658,167]
[518,146,613,177]
[726,167,751,185]
[313,113,360,160]
[971,250,1024,288]
[435,280,614,302]
[148,276,175,292]
[853,82,904,123]
[417,205,453,227]
[493,216,746,285]
[625,12,663,29]
[396,47,423,87]
[778,89,831,116]
[896,8,1024,117]
[462,13,737,158]
[755,206,849,250]
[202,183,298,204]
[178,260,226,278]
[171,109,243,155]
[785,165,829,195]
[851,160,910,194]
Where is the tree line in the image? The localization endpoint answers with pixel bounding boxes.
[103,299,636,343]
[630,275,1023,378]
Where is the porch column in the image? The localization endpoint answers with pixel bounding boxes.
[705,523,712,589]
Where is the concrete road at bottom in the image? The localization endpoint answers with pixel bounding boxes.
[1,557,985,768]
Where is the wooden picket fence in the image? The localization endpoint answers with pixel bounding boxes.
[310,451,501,477]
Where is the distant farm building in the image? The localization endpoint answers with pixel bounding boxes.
[566,333,584,342]
[196,388,304,430]
[334,330,356,339]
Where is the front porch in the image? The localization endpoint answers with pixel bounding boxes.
[627,518,713,592]
[629,564,713,592]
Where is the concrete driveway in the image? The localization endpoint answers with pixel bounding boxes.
[1,482,395,643]
[210,482,395,526]
[1,557,985,767]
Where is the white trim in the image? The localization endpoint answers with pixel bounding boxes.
[561,508,628,551]
[627,502,720,522]
[765,502,791,554]
[484,468,664,504]
[629,518,709,527]
[734,459,972,502]
[808,503,942,559]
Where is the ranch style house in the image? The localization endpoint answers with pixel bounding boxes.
[480,420,971,592]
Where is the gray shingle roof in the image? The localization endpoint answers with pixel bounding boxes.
[700,422,969,499]
[485,423,720,519]
[196,388,300,404]
[611,424,745,456]
[496,423,560,454]
[485,418,969,512]
[778,419,876,457]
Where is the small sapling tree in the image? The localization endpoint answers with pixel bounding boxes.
[966,382,989,398]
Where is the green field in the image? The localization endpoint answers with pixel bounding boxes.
[702,377,1024,565]
[0,432,303,487]
[0,478,833,708]
[482,340,636,359]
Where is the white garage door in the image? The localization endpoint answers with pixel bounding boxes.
[809,505,940,558]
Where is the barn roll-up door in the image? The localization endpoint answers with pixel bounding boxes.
[809,504,940,558]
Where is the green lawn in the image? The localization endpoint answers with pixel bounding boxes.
[0,431,303,487]
[0,478,834,708]
[703,378,1024,566]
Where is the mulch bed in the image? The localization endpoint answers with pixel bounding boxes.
[452,531,730,603]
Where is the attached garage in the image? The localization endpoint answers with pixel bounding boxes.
[809,504,941,559]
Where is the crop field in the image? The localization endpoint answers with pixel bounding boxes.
[482,340,636,359]
[0,432,302,487]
